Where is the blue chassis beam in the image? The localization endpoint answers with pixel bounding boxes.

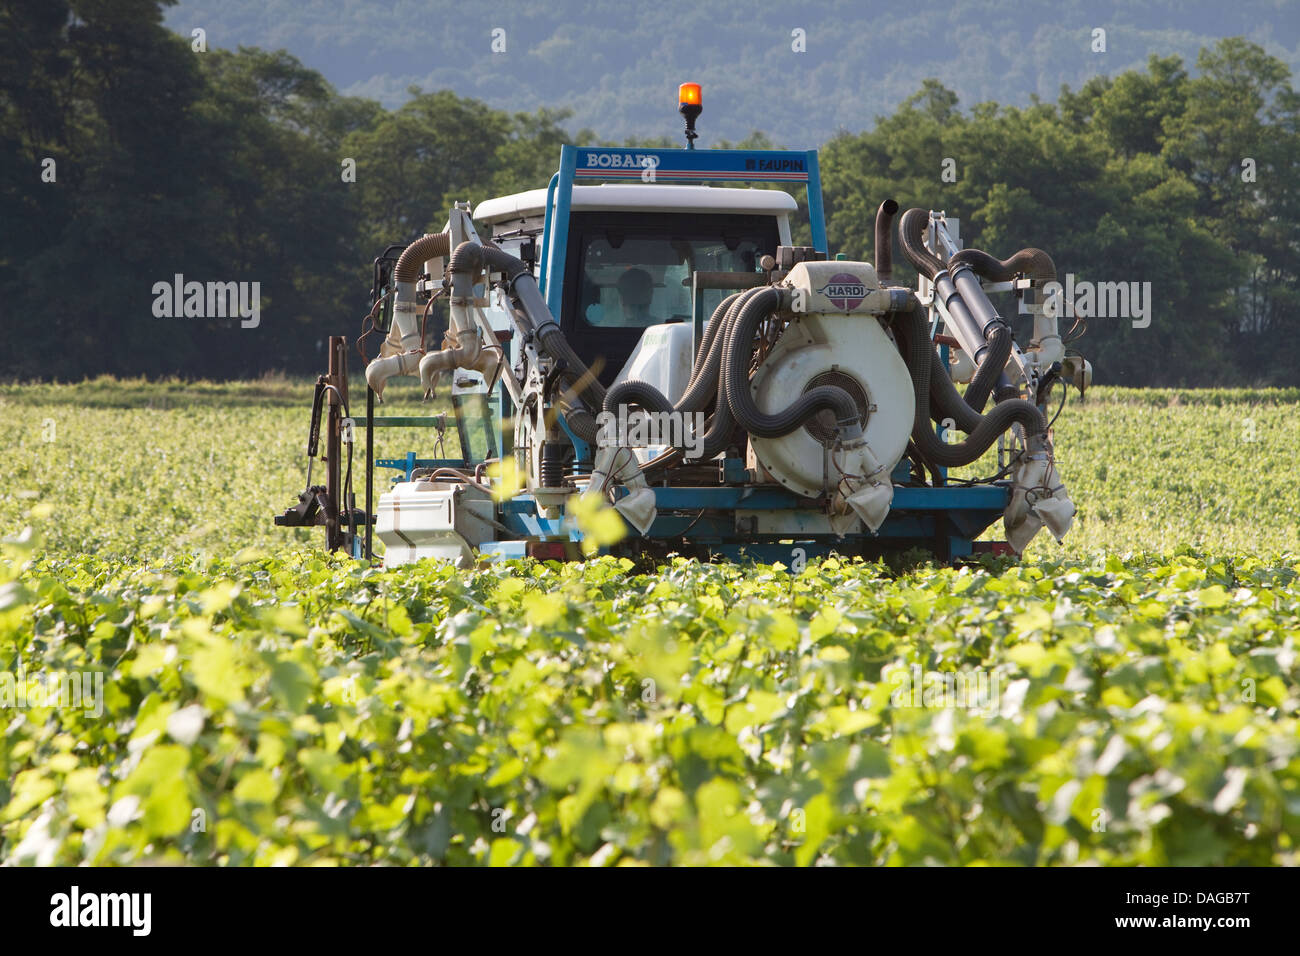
[491,483,1010,559]
[378,459,1009,560]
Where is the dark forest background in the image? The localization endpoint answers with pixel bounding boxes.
[1,0,1297,385]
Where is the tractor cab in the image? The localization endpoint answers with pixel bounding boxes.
[474,184,795,386]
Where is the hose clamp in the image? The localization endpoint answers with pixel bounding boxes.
[888,288,917,312]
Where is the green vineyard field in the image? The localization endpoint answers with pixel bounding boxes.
[1,380,1298,865]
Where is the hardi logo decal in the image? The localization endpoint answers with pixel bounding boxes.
[817,273,868,310]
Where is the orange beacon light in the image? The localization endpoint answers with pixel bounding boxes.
[678,83,702,148]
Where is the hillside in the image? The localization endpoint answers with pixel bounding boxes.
[164,0,1300,142]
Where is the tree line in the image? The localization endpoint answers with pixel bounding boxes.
[1,1,1296,386]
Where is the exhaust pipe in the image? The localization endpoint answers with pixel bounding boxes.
[874,199,899,282]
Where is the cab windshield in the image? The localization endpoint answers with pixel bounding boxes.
[566,212,781,330]
[559,210,782,385]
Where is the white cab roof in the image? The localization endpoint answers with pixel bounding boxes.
[473,184,797,224]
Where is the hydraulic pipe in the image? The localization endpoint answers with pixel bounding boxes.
[951,246,1063,371]
[366,231,452,398]
[899,208,1014,413]
[897,206,946,279]
[949,246,1057,284]
[722,288,864,441]
[604,292,744,419]
[449,240,607,441]
[887,289,1046,469]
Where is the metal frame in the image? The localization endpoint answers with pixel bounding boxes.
[488,481,1010,562]
[540,145,827,318]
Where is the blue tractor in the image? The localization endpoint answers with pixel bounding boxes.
[276,85,1087,566]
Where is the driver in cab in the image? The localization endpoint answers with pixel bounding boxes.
[586,267,656,326]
